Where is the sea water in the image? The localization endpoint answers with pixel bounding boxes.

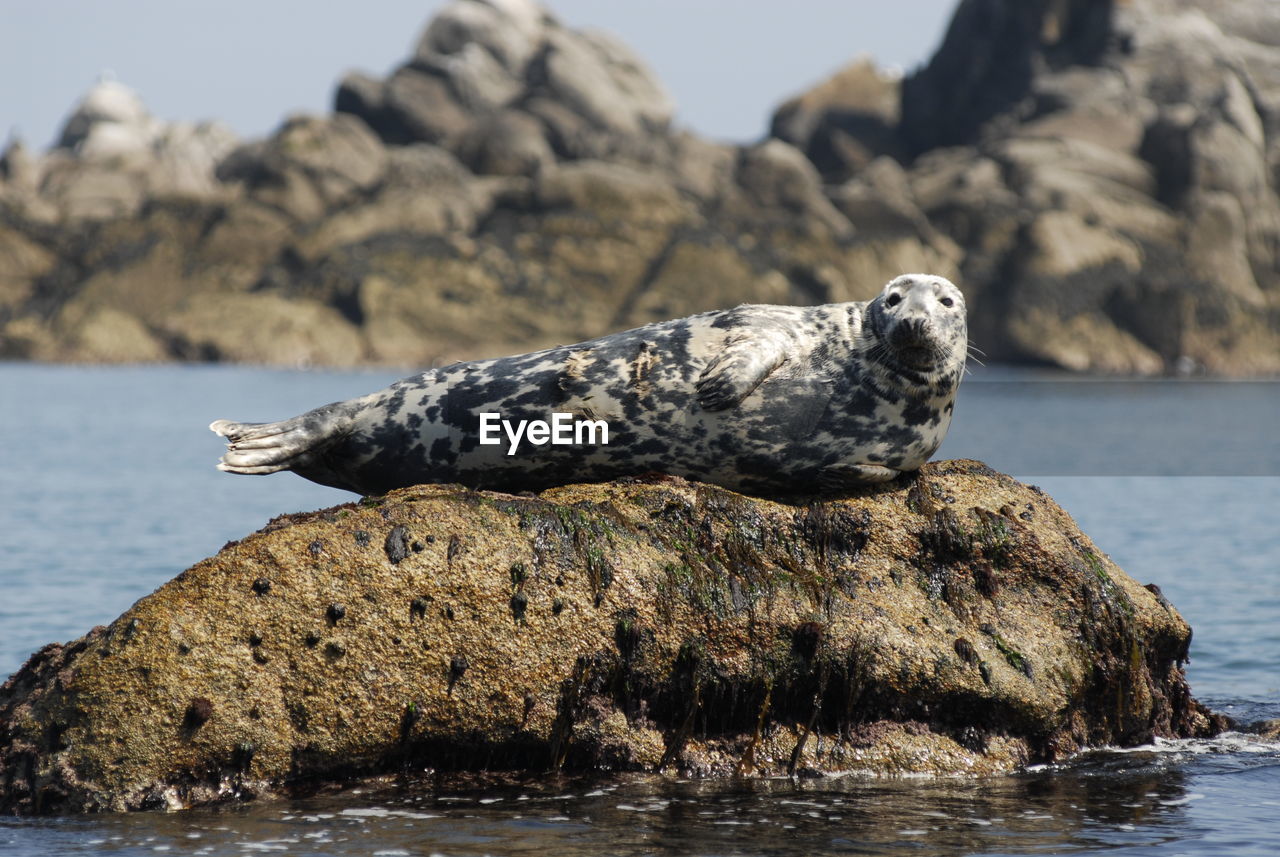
[0,364,1277,856]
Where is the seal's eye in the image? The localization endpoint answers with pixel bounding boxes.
[940,297,954,307]
[886,293,902,307]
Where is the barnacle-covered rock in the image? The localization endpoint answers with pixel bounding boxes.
[0,461,1222,814]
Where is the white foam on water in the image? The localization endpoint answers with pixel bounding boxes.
[339,807,442,820]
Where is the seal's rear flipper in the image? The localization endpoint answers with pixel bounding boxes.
[211,405,348,475]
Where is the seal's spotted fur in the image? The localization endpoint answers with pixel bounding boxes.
[212,274,967,495]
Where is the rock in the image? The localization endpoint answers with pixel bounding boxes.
[192,200,298,284]
[898,0,1115,156]
[47,306,169,364]
[830,156,941,241]
[1184,191,1267,306]
[518,95,610,161]
[534,29,672,136]
[907,150,1025,297]
[0,139,40,194]
[40,78,237,216]
[415,0,547,75]
[732,140,852,237]
[529,160,692,224]
[289,145,486,266]
[56,78,158,156]
[351,249,520,366]
[1005,308,1165,375]
[1021,67,1146,153]
[668,132,737,201]
[0,225,55,310]
[372,67,471,147]
[159,292,366,366]
[9,0,1280,375]
[293,185,482,267]
[333,71,388,131]
[149,121,240,198]
[343,0,670,160]
[453,110,553,176]
[0,461,1223,814]
[613,238,791,329]
[771,57,902,182]
[384,142,476,189]
[1019,210,1143,279]
[35,155,150,220]
[837,0,1280,374]
[421,41,523,111]
[0,316,50,360]
[218,114,386,221]
[42,209,199,326]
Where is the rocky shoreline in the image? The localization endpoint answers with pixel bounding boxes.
[1,0,1278,374]
[0,461,1226,814]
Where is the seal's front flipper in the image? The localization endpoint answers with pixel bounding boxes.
[819,463,901,489]
[211,402,351,475]
[695,329,789,411]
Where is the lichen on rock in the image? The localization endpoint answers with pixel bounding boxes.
[0,460,1223,814]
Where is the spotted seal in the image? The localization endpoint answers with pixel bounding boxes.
[211,273,967,495]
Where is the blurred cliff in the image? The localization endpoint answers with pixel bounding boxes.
[1,0,1277,373]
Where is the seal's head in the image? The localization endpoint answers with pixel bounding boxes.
[866,273,967,380]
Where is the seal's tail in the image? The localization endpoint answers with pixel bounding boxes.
[210,411,335,475]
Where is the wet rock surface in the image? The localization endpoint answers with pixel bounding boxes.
[0,461,1223,814]
[1,0,1277,373]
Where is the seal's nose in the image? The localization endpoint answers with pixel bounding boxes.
[891,318,930,347]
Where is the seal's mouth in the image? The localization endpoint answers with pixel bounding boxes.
[887,322,940,368]
[894,343,939,369]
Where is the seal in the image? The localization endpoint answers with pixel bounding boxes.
[211,273,967,495]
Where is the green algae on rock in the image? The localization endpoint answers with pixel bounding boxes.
[0,461,1223,814]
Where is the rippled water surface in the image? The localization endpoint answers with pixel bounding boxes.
[1,364,1277,856]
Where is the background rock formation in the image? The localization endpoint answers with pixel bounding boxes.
[1,0,1277,373]
[776,0,1280,374]
[0,462,1223,814]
